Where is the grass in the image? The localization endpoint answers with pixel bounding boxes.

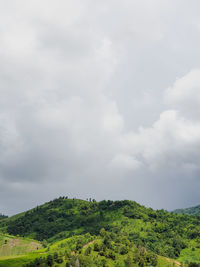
[157,255,180,267]
[0,233,42,257]
[0,252,47,267]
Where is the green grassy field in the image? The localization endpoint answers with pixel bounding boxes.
[0,233,44,266]
[0,252,46,267]
[0,233,42,257]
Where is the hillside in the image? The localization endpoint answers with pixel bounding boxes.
[0,197,199,266]
[0,233,181,267]
[173,205,200,216]
[0,233,43,267]
[0,233,42,257]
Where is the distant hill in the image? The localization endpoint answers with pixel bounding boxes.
[173,204,200,216]
[0,214,8,221]
[0,197,199,266]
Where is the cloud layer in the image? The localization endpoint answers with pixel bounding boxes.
[0,1,200,215]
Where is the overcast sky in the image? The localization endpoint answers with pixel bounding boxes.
[1,0,200,215]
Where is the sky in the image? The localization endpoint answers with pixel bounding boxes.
[0,0,200,215]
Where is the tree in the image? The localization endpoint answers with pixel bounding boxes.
[75,258,80,267]
[124,255,132,267]
[85,246,92,256]
[46,254,53,266]
[94,242,100,251]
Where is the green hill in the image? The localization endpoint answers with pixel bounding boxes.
[173,205,200,216]
[0,197,199,266]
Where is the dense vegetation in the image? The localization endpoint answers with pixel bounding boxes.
[0,232,179,267]
[23,232,160,267]
[173,205,200,216]
[0,197,199,266]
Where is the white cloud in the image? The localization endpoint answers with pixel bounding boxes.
[165,69,200,119]
[122,110,200,170]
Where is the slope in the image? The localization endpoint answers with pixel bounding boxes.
[0,233,42,257]
[0,233,181,267]
[0,232,44,267]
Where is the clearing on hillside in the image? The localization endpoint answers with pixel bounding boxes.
[0,234,42,257]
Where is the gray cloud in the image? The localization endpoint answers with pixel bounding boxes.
[0,0,200,215]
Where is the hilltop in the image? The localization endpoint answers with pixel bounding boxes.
[0,197,199,266]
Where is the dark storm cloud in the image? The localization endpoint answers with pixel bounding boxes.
[0,0,200,215]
